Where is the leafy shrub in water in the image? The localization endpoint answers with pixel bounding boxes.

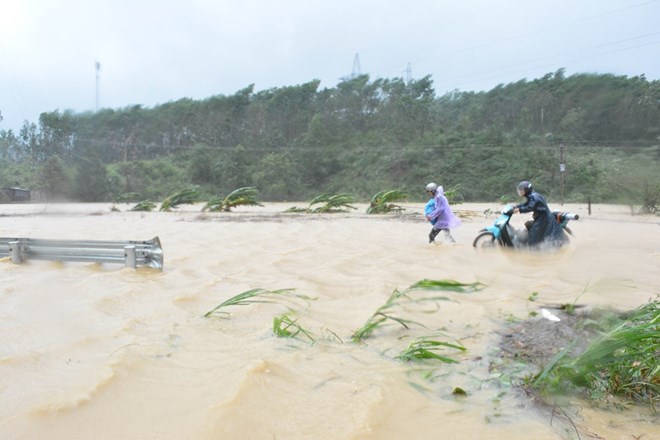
[286,193,357,213]
[203,187,263,212]
[130,200,156,211]
[534,299,659,407]
[159,187,200,211]
[366,190,407,214]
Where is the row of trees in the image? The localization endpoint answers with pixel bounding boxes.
[0,69,658,205]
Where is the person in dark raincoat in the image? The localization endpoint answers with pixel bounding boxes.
[512,181,566,247]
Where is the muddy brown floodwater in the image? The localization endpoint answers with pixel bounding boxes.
[0,202,658,439]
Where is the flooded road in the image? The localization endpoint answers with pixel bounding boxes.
[1,202,658,439]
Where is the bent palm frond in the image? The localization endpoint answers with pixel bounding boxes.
[367,189,407,214]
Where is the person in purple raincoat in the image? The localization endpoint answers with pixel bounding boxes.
[425,182,461,243]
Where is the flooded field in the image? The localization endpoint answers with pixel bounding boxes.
[1,202,658,439]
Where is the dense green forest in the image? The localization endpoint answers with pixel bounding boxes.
[1,69,658,209]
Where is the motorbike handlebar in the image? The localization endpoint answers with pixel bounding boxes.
[553,211,579,221]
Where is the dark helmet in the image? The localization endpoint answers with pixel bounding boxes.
[517,180,533,196]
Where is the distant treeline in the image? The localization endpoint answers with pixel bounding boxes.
[0,69,658,207]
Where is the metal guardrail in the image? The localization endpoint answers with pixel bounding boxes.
[0,236,163,270]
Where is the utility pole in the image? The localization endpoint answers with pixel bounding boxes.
[559,143,565,205]
[95,61,101,112]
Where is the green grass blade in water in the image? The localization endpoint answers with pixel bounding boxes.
[398,338,466,363]
[204,288,315,318]
[408,279,487,293]
[351,279,484,342]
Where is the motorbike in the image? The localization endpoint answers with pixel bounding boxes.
[472,205,579,248]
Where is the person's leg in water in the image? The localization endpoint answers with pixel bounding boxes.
[429,227,441,243]
[430,227,455,243]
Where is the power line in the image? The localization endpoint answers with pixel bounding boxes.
[32,136,658,152]
[433,35,660,88]
[381,1,660,79]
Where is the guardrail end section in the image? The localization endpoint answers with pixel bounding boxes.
[145,236,164,271]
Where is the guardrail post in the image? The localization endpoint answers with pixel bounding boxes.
[124,245,137,269]
[9,241,22,264]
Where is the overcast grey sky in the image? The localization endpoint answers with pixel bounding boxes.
[1,0,658,132]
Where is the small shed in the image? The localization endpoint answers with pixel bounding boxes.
[3,187,32,202]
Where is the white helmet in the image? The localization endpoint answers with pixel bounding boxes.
[425,182,438,192]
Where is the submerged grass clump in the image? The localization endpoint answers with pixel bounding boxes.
[203,288,315,319]
[273,313,315,343]
[351,279,486,343]
[533,299,659,408]
[397,337,466,363]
